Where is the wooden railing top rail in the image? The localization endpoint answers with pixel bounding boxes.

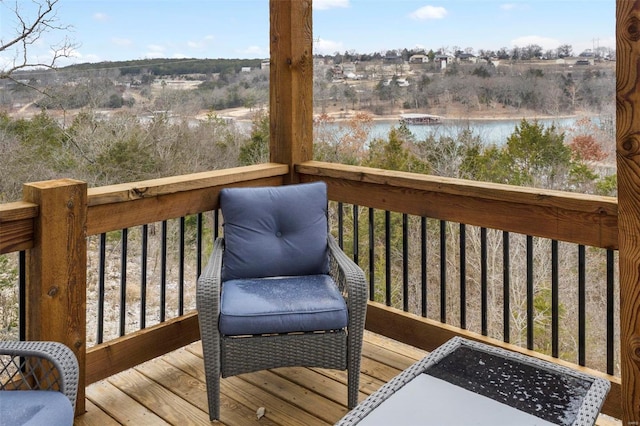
[0,201,39,254]
[86,163,288,235]
[0,161,619,254]
[297,161,619,250]
[0,164,289,253]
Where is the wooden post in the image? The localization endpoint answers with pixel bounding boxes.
[617,1,640,423]
[23,179,87,415]
[269,0,314,182]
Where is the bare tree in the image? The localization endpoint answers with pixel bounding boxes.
[0,0,76,80]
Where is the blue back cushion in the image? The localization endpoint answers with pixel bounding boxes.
[221,181,329,280]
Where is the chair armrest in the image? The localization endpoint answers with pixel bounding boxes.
[196,237,224,346]
[0,340,79,411]
[328,234,368,321]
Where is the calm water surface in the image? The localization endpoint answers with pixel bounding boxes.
[368,117,579,146]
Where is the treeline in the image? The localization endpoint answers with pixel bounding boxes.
[59,58,264,77]
[5,66,271,114]
[0,110,270,202]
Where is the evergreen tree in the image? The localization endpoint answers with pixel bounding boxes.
[239,111,270,165]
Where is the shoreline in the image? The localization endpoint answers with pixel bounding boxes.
[215,106,597,124]
[315,109,593,124]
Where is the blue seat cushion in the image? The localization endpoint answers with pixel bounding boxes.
[0,390,74,426]
[220,182,329,281]
[219,274,348,336]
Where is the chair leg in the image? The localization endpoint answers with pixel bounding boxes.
[205,371,220,421]
[347,325,364,409]
[347,367,360,409]
[200,332,221,420]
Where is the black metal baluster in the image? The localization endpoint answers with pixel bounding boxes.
[578,244,586,366]
[179,217,185,316]
[197,213,203,279]
[459,223,466,329]
[552,240,559,358]
[353,205,359,264]
[369,207,375,301]
[213,209,220,240]
[481,227,488,336]
[160,221,167,323]
[503,231,510,343]
[141,225,148,329]
[440,220,447,323]
[385,210,391,306]
[421,217,427,318]
[97,233,106,344]
[120,229,128,337]
[606,249,615,375]
[19,251,26,341]
[338,202,344,249]
[527,235,534,350]
[403,213,409,312]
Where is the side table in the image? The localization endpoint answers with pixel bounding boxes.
[337,336,610,426]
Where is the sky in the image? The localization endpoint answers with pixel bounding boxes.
[0,0,616,67]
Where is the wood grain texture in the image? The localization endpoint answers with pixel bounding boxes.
[78,337,617,425]
[616,1,640,422]
[86,164,287,235]
[22,179,87,415]
[298,161,618,248]
[85,312,200,384]
[0,201,37,254]
[269,0,313,182]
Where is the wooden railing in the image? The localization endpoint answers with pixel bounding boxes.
[297,161,621,419]
[0,160,623,419]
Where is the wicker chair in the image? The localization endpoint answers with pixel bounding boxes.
[0,340,79,425]
[197,181,368,421]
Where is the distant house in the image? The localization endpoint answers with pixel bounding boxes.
[409,54,429,64]
[435,54,454,70]
[241,67,251,73]
[260,59,270,70]
[456,53,477,63]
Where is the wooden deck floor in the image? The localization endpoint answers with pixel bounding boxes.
[73,331,621,426]
[73,332,428,425]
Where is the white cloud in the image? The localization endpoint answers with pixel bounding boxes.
[500,3,517,11]
[314,0,350,11]
[145,44,165,58]
[511,35,559,50]
[239,45,266,56]
[410,6,447,20]
[314,38,344,55]
[93,13,109,22]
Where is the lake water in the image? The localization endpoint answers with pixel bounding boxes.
[367,117,579,146]
[235,115,583,146]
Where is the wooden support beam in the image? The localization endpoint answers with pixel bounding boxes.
[269,0,313,182]
[617,1,640,422]
[23,179,87,416]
